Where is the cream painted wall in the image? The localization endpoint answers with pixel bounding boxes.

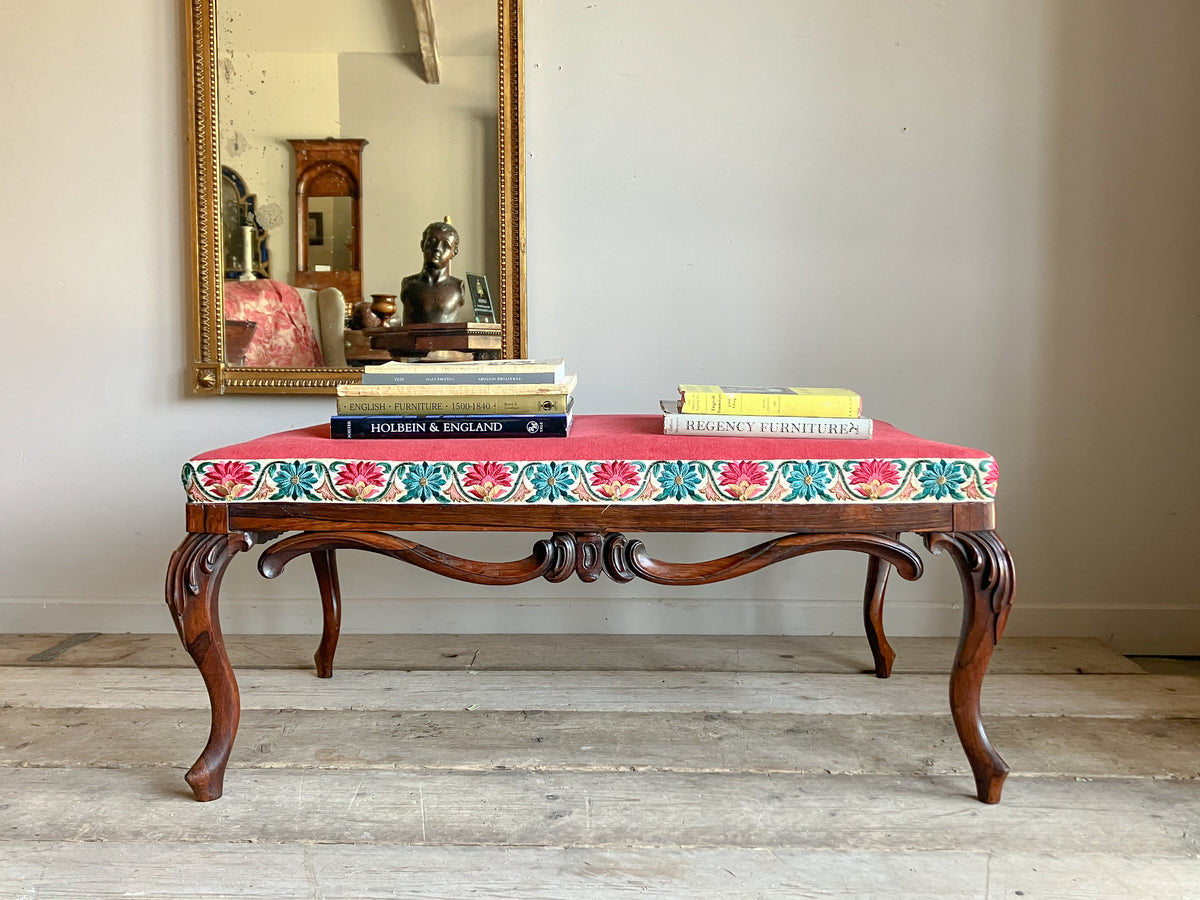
[1,1,1198,652]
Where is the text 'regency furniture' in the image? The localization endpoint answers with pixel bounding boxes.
[168,416,1014,803]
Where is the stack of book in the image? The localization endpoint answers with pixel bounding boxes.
[662,385,872,439]
[332,358,575,439]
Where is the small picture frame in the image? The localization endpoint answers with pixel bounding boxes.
[307,211,324,246]
[466,272,496,323]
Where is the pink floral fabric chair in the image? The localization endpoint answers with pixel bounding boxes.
[223,279,325,367]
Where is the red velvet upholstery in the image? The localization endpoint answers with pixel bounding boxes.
[184,416,998,506]
[191,416,988,465]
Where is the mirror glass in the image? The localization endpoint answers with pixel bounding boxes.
[307,197,353,271]
[220,167,270,280]
[186,0,525,393]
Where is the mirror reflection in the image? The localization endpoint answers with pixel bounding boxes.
[216,0,501,369]
[220,166,269,280]
[307,197,353,270]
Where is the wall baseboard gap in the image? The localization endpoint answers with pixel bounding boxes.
[2,598,1198,654]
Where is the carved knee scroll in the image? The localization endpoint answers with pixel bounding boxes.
[926,530,1016,650]
[166,533,253,640]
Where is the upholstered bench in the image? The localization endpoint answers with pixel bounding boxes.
[168,414,1014,803]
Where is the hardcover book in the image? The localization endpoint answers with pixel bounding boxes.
[362,358,566,386]
[660,401,872,439]
[331,408,573,439]
[336,393,573,416]
[362,368,563,386]
[678,385,861,418]
[341,373,576,398]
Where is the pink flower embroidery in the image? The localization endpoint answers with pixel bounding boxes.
[589,461,642,499]
[983,461,999,493]
[849,458,902,499]
[334,461,386,500]
[201,461,256,499]
[718,461,769,500]
[462,461,514,500]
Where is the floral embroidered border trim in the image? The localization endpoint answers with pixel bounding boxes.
[183,456,997,505]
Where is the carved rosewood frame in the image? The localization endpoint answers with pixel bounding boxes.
[167,500,1014,803]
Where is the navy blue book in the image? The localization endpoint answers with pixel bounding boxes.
[330,409,573,439]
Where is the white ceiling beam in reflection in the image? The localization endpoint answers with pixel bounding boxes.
[410,0,442,84]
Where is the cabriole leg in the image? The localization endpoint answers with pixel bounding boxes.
[165,531,253,801]
[927,530,1016,803]
[311,547,342,678]
[862,534,898,678]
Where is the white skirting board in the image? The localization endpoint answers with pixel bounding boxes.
[1,597,1198,654]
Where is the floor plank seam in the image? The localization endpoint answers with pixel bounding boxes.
[3,761,1198,784]
[5,836,1200,858]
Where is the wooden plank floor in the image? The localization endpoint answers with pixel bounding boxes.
[1,633,1198,899]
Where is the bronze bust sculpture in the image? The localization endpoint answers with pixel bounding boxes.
[400,220,470,324]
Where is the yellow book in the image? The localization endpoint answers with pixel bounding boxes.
[678,385,862,418]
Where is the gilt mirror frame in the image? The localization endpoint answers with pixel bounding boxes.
[184,0,526,394]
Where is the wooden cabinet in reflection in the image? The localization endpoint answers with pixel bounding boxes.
[289,138,367,317]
